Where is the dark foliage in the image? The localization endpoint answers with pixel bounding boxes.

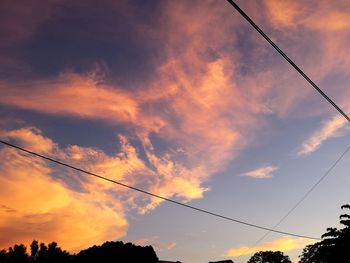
[299,204,350,263]
[0,241,158,263]
[0,241,71,263]
[74,241,158,263]
[247,251,291,263]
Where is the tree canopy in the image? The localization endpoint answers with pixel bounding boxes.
[299,204,350,263]
[247,251,291,263]
[0,241,158,263]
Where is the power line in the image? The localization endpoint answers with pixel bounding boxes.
[225,0,350,248]
[224,2,350,260]
[226,0,350,122]
[0,139,320,240]
[234,145,350,263]
[253,143,350,245]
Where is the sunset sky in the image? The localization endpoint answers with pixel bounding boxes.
[1,1,350,262]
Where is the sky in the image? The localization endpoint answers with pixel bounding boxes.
[0,0,350,262]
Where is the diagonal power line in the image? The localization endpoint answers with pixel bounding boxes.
[233,144,350,263]
[0,139,320,240]
[225,1,350,257]
[254,143,350,245]
[226,0,350,122]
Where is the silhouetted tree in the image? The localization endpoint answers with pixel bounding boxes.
[0,249,8,262]
[30,241,39,259]
[6,244,29,263]
[247,251,291,263]
[74,241,158,263]
[1,240,158,263]
[299,204,350,263]
[36,243,48,263]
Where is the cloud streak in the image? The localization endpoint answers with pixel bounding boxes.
[225,236,315,257]
[298,116,348,156]
[240,165,278,179]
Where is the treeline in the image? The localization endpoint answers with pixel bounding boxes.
[298,204,350,262]
[1,204,349,263]
[0,241,158,263]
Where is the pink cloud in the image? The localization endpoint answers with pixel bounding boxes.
[240,165,278,179]
[298,115,348,156]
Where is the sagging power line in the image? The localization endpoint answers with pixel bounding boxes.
[0,139,320,241]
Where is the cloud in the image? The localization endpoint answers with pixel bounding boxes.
[0,73,148,129]
[265,0,350,73]
[240,165,278,179]
[3,0,336,219]
[0,138,128,251]
[265,0,350,31]
[298,116,348,156]
[0,1,271,248]
[306,10,350,31]
[0,127,157,250]
[0,125,221,250]
[225,236,315,257]
[3,127,55,154]
[265,0,300,27]
[0,0,267,213]
[165,242,177,250]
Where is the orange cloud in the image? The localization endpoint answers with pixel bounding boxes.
[305,9,350,32]
[0,127,158,251]
[0,146,128,252]
[240,165,278,179]
[0,123,232,250]
[0,73,139,124]
[265,0,300,27]
[3,127,55,154]
[265,0,350,32]
[225,236,315,257]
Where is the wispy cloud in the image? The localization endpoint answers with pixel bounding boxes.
[298,116,348,156]
[240,165,278,179]
[225,236,315,257]
[265,0,300,27]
